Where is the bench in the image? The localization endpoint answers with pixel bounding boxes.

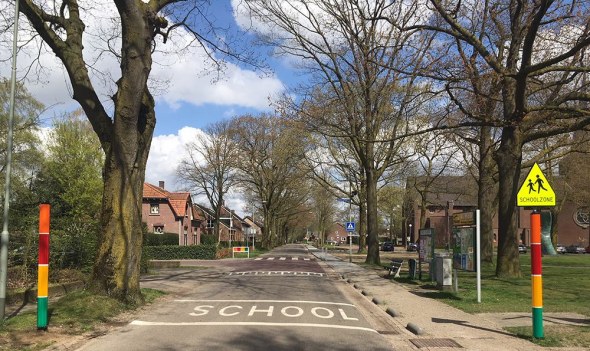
[386,259,404,278]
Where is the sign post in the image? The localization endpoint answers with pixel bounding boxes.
[37,204,50,330]
[346,221,355,263]
[517,163,555,339]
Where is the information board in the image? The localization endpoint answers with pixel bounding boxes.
[452,227,476,271]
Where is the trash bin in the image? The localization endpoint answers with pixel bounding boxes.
[434,253,452,290]
[408,259,417,280]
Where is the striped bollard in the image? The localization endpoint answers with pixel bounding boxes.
[530,210,544,339]
[37,204,50,330]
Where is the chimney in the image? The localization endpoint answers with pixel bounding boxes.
[159,181,165,189]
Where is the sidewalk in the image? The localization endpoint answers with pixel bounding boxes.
[308,246,588,351]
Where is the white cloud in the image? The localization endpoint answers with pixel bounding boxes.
[146,126,249,216]
[0,0,284,121]
[145,126,205,190]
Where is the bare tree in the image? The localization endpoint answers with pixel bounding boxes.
[241,0,438,265]
[377,185,404,244]
[424,0,590,277]
[177,120,239,245]
[14,0,260,302]
[413,130,460,227]
[230,114,308,248]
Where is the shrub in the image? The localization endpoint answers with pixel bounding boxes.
[143,245,217,260]
[200,234,217,245]
[144,232,179,246]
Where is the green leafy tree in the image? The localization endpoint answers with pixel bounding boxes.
[34,112,104,269]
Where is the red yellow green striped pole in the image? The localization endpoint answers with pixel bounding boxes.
[37,204,50,330]
[530,210,544,339]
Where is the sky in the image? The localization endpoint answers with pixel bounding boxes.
[0,0,301,215]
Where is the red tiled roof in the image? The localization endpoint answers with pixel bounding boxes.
[143,183,191,218]
[169,192,190,217]
[143,183,169,199]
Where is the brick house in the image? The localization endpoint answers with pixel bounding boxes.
[404,176,589,248]
[194,204,245,244]
[142,181,203,245]
[325,223,348,245]
[242,216,263,244]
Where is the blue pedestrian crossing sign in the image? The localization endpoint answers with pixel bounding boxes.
[346,222,356,232]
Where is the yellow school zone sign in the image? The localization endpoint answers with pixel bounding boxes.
[517,163,556,207]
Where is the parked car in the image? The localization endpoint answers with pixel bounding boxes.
[518,244,527,254]
[381,242,394,252]
[565,245,586,254]
[407,243,418,252]
[556,244,566,254]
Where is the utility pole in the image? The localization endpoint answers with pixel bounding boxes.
[0,0,20,320]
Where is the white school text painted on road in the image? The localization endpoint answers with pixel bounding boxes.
[130,320,377,333]
[129,299,371,333]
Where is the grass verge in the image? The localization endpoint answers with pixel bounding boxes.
[0,288,165,351]
[392,254,590,348]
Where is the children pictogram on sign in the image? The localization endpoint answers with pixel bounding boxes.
[535,175,547,193]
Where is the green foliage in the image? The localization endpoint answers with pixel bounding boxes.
[143,232,179,246]
[28,112,103,272]
[50,220,99,270]
[35,112,103,216]
[200,234,217,245]
[0,81,45,272]
[143,245,217,260]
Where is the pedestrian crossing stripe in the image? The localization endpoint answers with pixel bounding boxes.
[254,257,312,261]
[228,271,324,277]
[517,163,555,207]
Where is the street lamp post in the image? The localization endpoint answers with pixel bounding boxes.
[409,223,413,244]
[0,0,20,320]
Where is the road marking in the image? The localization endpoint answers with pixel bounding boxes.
[228,271,324,277]
[252,257,314,261]
[130,320,377,333]
[174,299,355,307]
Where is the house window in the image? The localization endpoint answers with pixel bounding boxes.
[150,204,160,215]
[229,229,235,242]
[153,225,164,234]
[183,234,188,245]
[193,233,198,245]
[207,219,214,228]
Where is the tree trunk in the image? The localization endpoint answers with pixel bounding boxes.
[479,126,497,263]
[88,5,156,303]
[90,89,155,304]
[262,207,271,249]
[365,167,380,265]
[494,127,523,278]
[357,198,366,254]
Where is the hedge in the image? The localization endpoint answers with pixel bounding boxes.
[143,244,217,260]
[200,234,217,245]
[144,232,179,246]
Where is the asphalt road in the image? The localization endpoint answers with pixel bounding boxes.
[75,244,395,351]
